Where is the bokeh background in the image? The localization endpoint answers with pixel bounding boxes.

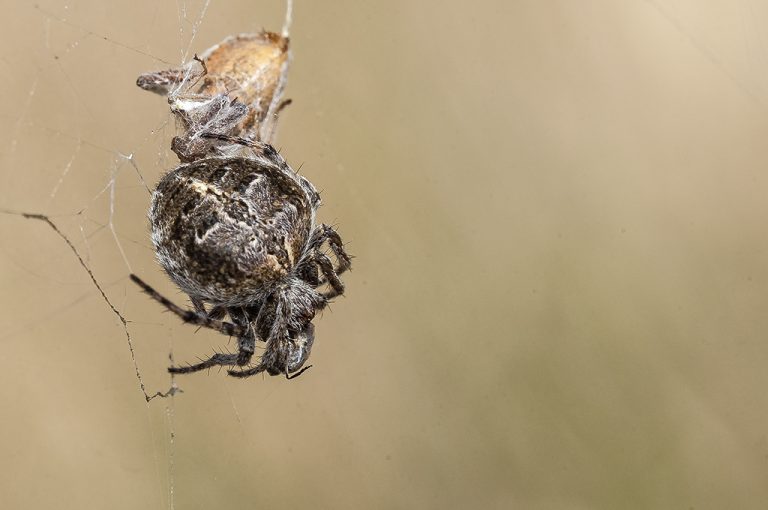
[2,0,768,508]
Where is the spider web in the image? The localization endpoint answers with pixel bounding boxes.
[0,1,293,508]
[11,1,768,509]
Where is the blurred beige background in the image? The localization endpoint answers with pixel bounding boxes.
[2,0,768,508]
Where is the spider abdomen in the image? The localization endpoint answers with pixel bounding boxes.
[150,156,316,306]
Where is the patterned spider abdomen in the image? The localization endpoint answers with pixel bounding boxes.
[150,155,318,307]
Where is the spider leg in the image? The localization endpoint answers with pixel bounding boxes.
[326,228,352,275]
[190,296,206,314]
[169,320,256,374]
[228,362,313,379]
[130,274,245,337]
[227,333,281,378]
[228,301,316,379]
[311,224,351,275]
[286,365,313,379]
[191,297,227,320]
[208,306,227,321]
[228,300,289,378]
[314,252,344,299]
[169,352,241,374]
[227,363,267,378]
[227,308,257,366]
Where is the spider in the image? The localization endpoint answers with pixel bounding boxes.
[131,137,350,378]
[132,30,351,378]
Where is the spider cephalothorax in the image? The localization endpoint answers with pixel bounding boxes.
[132,143,350,378]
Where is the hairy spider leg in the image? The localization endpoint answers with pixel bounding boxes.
[168,329,256,374]
[130,274,244,337]
[190,296,227,320]
[227,307,258,365]
[317,224,352,274]
[131,274,260,374]
[228,362,312,379]
[302,224,351,297]
[169,352,243,374]
[314,252,345,299]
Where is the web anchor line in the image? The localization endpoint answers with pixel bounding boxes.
[1,209,179,403]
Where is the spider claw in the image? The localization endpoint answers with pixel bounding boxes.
[286,365,312,380]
